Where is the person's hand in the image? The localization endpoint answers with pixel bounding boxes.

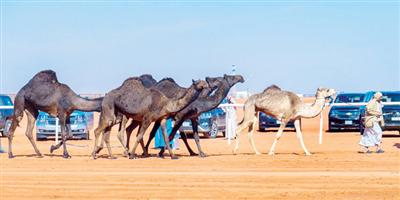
[380,120,385,128]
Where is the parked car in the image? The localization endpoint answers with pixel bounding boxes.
[328,93,366,131]
[0,94,14,137]
[36,111,94,140]
[258,112,296,131]
[179,100,227,138]
[359,91,400,134]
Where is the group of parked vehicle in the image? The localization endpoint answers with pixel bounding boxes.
[328,91,400,134]
[0,91,399,140]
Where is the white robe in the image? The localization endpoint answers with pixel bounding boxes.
[360,102,383,147]
[222,104,237,140]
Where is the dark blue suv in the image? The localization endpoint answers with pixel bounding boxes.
[0,95,14,137]
[359,91,400,134]
[179,99,227,138]
[328,93,365,131]
[258,112,295,131]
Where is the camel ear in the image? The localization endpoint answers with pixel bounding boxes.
[224,74,228,78]
[192,79,195,84]
[317,87,322,91]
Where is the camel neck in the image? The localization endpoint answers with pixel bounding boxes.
[299,96,326,118]
[166,84,200,113]
[71,95,103,112]
[203,81,231,107]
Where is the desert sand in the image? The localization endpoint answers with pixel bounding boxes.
[1,100,399,199]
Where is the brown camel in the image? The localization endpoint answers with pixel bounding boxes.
[153,75,245,158]
[6,70,103,158]
[234,86,336,156]
[92,77,208,159]
[118,77,216,157]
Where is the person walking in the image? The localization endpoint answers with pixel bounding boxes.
[359,92,385,153]
[154,119,179,150]
[222,96,237,143]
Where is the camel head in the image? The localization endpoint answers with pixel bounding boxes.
[205,77,221,90]
[192,79,209,91]
[316,87,336,101]
[223,74,245,87]
[139,74,157,87]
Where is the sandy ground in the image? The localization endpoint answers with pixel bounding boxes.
[1,104,399,199]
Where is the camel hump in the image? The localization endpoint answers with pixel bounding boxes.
[31,70,59,83]
[263,84,281,93]
[159,77,176,83]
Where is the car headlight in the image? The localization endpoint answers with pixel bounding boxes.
[329,110,339,117]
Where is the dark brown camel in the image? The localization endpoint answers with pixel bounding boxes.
[119,77,220,157]
[140,74,244,158]
[7,70,103,158]
[92,77,208,159]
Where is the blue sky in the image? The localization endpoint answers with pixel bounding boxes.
[1,1,399,94]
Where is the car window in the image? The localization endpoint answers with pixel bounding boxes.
[0,96,13,106]
[382,93,400,102]
[334,94,365,103]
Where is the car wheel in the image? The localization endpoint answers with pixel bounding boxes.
[36,135,44,141]
[209,120,218,138]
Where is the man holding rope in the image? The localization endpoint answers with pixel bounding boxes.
[359,92,385,154]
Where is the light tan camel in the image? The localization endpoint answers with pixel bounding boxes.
[234,85,336,156]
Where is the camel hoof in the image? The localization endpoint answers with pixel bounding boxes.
[129,154,139,159]
[36,153,44,158]
[255,152,262,155]
[268,152,275,156]
[63,153,71,159]
[189,152,199,156]
[199,152,207,158]
[8,152,14,159]
[171,155,179,160]
[157,153,165,159]
[305,153,312,156]
[123,151,129,157]
[50,145,57,153]
[141,151,150,158]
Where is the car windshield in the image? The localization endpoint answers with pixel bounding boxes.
[334,94,364,103]
[382,93,400,102]
[0,96,13,106]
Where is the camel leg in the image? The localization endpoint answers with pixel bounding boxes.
[103,126,116,159]
[294,119,311,156]
[268,121,288,156]
[179,132,197,156]
[248,116,261,155]
[49,114,70,158]
[233,117,253,154]
[7,96,25,158]
[92,118,109,159]
[170,119,197,156]
[159,119,197,156]
[129,120,151,159]
[142,120,160,157]
[56,114,71,159]
[24,108,42,157]
[116,115,128,155]
[191,119,206,157]
[159,119,178,159]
